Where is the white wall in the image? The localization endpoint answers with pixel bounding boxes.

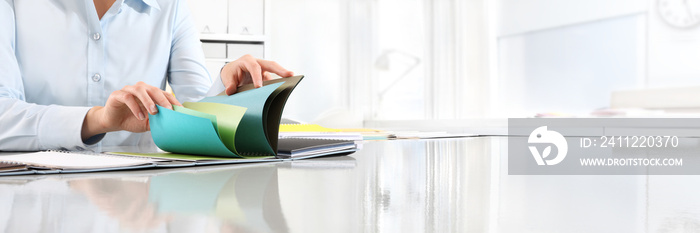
[494,0,649,116]
[267,0,346,123]
[497,0,646,36]
[497,15,645,116]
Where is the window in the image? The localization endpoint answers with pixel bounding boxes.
[346,0,490,123]
[372,0,426,120]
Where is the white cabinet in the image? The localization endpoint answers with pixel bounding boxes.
[186,0,268,78]
[228,0,265,35]
[201,43,227,59]
[227,43,264,59]
[185,0,228,34]
[201,42,264,78]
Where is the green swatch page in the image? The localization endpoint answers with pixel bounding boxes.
[149,76,304,158]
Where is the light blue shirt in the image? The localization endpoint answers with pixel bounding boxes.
[0,0,225,151]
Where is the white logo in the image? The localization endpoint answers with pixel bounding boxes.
[528,126,568,165]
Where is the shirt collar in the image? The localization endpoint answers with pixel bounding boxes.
[140,0,161,11]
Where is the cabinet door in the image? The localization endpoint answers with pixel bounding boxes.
[228,0,264,35]
[186,0,228,34]
[227,43,265,59]
[201,43,227,59]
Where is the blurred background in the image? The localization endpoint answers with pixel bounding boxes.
[188,0,700,128]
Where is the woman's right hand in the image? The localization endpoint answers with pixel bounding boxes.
[81,82,182,141]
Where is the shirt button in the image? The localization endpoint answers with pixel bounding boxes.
[92,73,102,82]
[92,32,101,41]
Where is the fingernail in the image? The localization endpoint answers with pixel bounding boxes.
[139,113,145,120]
[151,105,158,113]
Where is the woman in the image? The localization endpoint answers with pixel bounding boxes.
[0,0,293,151]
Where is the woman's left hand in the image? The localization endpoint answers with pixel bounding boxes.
[220,54,295,95]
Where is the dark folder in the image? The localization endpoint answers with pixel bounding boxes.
[276,138,358,159]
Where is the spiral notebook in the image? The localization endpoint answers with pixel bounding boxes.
[0,161,28,173]
[0,151,156,172]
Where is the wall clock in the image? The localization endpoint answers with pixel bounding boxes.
[658,0,700,28]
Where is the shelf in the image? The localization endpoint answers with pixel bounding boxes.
[199,34,268,43]
[205,58,235,63]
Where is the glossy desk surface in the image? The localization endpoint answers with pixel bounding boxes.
[0,137,697,232]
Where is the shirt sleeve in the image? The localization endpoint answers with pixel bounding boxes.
[167,0,225,103]
[0,1,95,151]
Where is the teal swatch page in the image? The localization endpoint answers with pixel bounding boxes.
[172,105,218,130]
[205,75,304,156]
[183,102,248,155]
[199,82,284,156]
[149,76,304,158]
[149,103,247,157]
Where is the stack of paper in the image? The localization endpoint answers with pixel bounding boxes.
[389,131,478,139]
[278,132,363,141]
[279,124,391,140]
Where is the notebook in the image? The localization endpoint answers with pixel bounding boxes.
[0,161,28,173]
[0,151,155,170]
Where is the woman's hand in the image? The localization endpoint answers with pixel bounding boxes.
[220,54,295,95]
[81,82,182,141]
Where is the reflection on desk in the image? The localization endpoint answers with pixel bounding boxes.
[0,163,289,232]
[0,138,699,232]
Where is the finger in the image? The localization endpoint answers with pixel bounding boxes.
[123,85,158,115]
[114,91,146,120]
[224,71,240,95]
[136,101,149,120]
[221,62,242,95]
[257,59,294,78]
[263,71,273,81]
[144,107,151,131]
[162,91,182,107]
[242,58,264,88]
[145,87,173,111]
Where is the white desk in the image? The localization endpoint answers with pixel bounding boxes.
[0,137,697,232]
